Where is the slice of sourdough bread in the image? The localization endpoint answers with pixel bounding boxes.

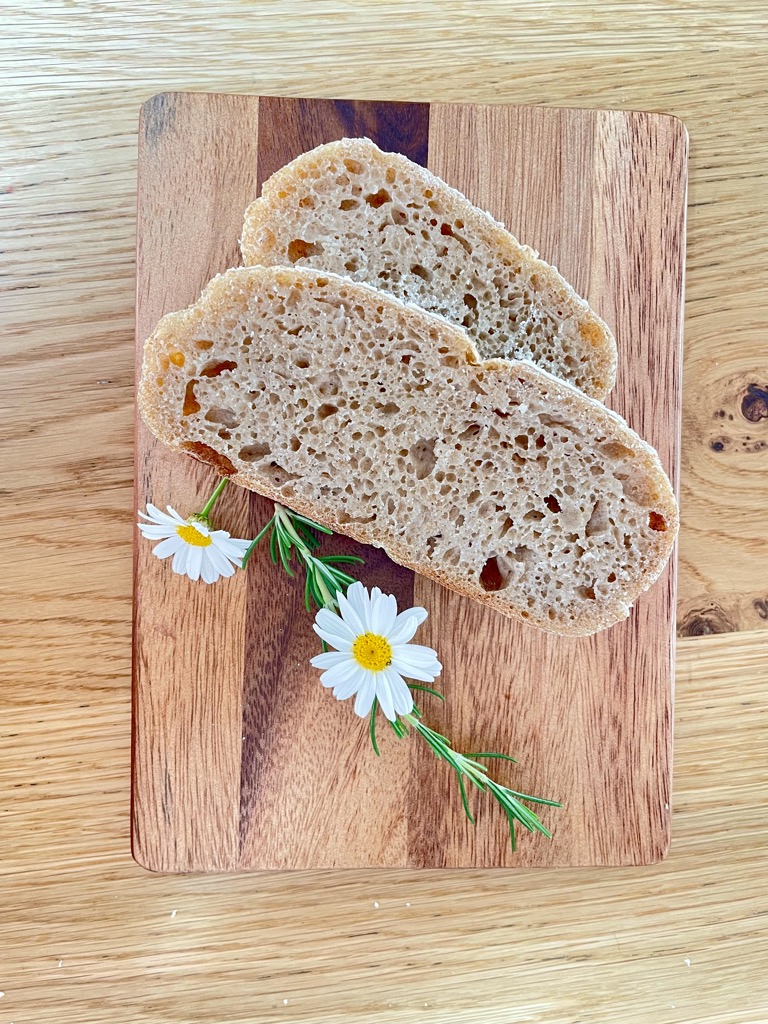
[241,138,617,402]
[139,266,677,636]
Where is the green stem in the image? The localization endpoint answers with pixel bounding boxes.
[199,478,229,520]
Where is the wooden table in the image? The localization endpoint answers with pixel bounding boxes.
[2,4,766,1022]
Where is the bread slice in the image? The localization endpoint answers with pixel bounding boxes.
[139,266,677,636]
[241,138,617,402]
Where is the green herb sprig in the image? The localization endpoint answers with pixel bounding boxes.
[242,503,363,612]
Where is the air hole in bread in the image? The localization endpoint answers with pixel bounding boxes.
[344,258,359,272]
[648,511,667,532]
[239,442,271,462]
[183,380,200,416]
[409,437,437,480]
[287,239,324,262]
[539,413,572,429]
[585,500,610,537]
[577,585,597,600]
[195,339,214,351]
[391,207,408,225]
[544,495,561,513]
[201,359,238,378]
[365,188,391,208]
[267,461,301,487]
[480,556,506,592]
[607,572,617,583]
[204,406,239,428]
[441,353,470,368]
[299,195,316,209]
[344,158,364,174]
[337,509,376,526]
[411,263,432,282]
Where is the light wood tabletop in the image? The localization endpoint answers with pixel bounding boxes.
[2,4,766,1023]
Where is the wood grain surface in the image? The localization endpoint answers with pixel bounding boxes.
[133,95,685,871]
[2,2,767,1021]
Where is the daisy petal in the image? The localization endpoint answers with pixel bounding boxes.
[333,667,367,701]
[144,504,184,527]
[206,544,235,578]
[391,644,441,677]
[314,608,357,648]
[354,677,377,718]
[152,536,183,560]
[310,650,352,670]
[393,659,442,684]
[387,607,429,645]
[392,643,441,667]
[186,545,204,581]
[370,590,398,636]
[213,535,250,563]
[319,658,359,690]
[387,669,414,716]
[165,505,187,523]
[375,672,396,721]
[201,554,220,584]
[344,581,371,629]
[313,626,353,652]
[172,544,189,575]
[137,524,177,539]
[337,589,367,635]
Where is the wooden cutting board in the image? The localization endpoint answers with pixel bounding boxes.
[132,94,687,871]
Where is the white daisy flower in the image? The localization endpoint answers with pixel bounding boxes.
[137,503,251,584]
[310,581,442,722]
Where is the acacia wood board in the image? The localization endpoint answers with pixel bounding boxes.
[132,93,687,871]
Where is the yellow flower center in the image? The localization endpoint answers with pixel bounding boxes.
[176,523,212,547]
[352,632,392,672]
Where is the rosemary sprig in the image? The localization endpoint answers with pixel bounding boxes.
[245,500,560,850]
[242,503,363,611]
[400,712,560,850]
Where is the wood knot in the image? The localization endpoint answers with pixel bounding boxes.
[741,383,768,423]
[678,603,735,637]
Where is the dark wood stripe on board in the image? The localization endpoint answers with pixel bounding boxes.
[237,97,430,858]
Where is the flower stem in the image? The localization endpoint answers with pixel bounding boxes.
[200,477,229,520]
